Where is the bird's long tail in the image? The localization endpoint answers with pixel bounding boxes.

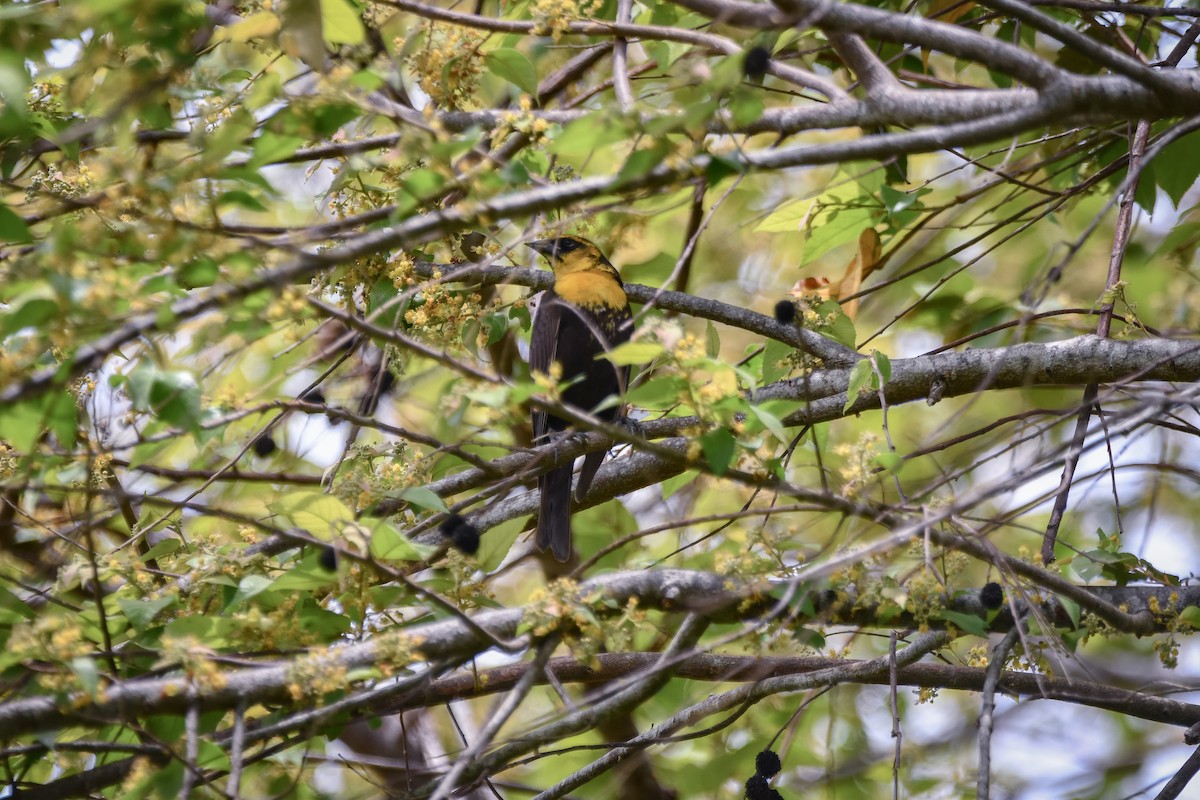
[537,465,573,561]
[574,450,604,503]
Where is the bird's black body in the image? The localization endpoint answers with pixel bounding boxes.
[528,237,633,561]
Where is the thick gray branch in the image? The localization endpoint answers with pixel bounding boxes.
[672,0,1063,86]
[763,335,1200,423]
[1,567,1195,740]
[0,570,748,739]
[395,650,1200,730]
[409,335,1200,528]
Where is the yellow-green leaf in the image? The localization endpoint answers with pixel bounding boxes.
[754,198,814,233]
[212,10,281,44]
[370,523,425,562]
[281,0,326,70]
[605,341,665,366]
[270,491,355,538]
[485,48,538,98]
[321,0,365,45]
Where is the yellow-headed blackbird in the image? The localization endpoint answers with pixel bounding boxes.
[527,236,633,561]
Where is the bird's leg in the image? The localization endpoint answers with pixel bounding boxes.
[564,429,592,452]
[615,416,646,440]
[545,429,586,467]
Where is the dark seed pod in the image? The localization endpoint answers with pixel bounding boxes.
[252,433,276,457]
[755,749,782,778]
[319,546,338,572]
[743,46,771,81]
[774,299,797,325]
[440,514,481,555]
[745,774,773,800]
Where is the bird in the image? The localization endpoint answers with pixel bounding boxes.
[527,236,633,561]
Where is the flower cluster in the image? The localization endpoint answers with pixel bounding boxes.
[493,95,552,145]
[405,23,486,109]
[833,431,881,498]
[527,0,601,40]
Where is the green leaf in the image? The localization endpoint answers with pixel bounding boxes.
[270,552,337,591]
[1154,130,1200,208]
[1179,606,1200,629]
[270,491,355,537]
[177,258,219,289]
[871,351,892,383]
[369,522,425,561]
[761,338,792,384]
[164,615,237,647]
[936,609,988,638]
[1134,163,1157,214]
[220,68,255,83]
[295,599,352,638]
[0,391,78,450]
[551,114,628,161]
[700,427,736,476]
[880,184,927,225]
[310,103,359,137]
[626,374,686,407]
[250,130,305,166]
[617,144,668,183]
[397,486,447,513]
[71,656,100,698]
[754,191,880,265]
[368,280,405,329]
[661,469,698,499]
[754,198,813,233]
[573,499,638,563]
[1059,595,1081,629]
[321,0,365,45]
[126,366,203,432]
[0,203,31,243]
[748,404,788,443]
[476,515,524,572]
[622,251,675,286]
[844,359,874,412]
[3,286,58,335]
[802,207,875,265]
[823,312,856,349]
[873,451,903,474]
[399,168,446,200]
[705,153,744,185]
[728,89,763,127]
[0,587,35,623]
[643,40,690,70]
[793,626,825,650]
[141,538,183,562]
[485,48,538,98]
[217,190,267,212]
[606,341,665,366]
[482,312,510,346]
[705,320,721,358]
[1074,548,1140,584]
[229,575,274,608]
[117,596,177,631]
[214,10,281,45]
[280,0,326,69]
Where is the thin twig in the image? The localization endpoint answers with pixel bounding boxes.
[977,626,1020,800]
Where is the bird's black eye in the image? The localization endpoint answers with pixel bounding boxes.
[556,238,581,254]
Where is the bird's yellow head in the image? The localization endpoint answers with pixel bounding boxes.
[526,236,622,282]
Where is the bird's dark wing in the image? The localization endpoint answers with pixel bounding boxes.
[570,304,632,502]
[530,291,563,444]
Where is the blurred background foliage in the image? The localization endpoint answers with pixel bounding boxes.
[2,0,1200,796]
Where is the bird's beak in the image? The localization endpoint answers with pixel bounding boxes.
[526,239,556,257]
